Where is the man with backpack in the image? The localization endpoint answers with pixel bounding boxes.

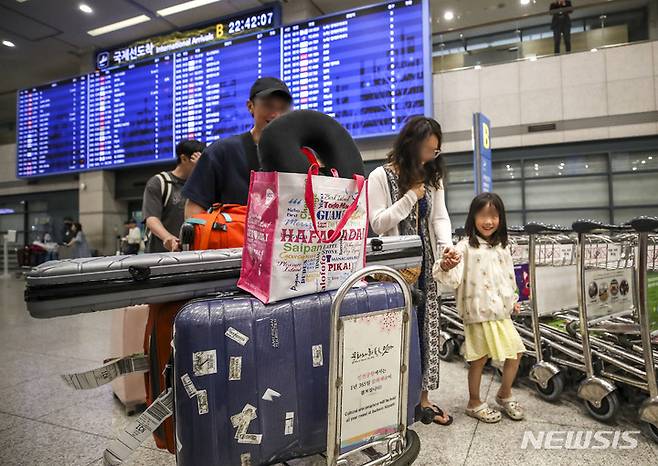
[142,140,204,252]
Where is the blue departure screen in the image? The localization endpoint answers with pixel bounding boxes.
[15,0,430,178]
[282,0,428,138]
[173,29,280,143]
[17,76,88,177]
[87,55,175,168]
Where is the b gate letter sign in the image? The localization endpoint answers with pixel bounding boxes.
[473,112,492,195]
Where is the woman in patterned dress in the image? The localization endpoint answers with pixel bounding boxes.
[367,116,453,425]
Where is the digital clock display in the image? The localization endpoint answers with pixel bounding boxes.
[227,12,276,35]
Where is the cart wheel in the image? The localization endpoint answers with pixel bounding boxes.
[534,372,565,402]
[641,421,658,444]
[566,321,580,339]
[584,391,620,422]
[391,429,421,466]
[438,338,457,362]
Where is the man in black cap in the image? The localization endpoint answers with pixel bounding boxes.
[183,77,293,217]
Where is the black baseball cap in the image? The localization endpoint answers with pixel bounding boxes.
[249,77,292,102]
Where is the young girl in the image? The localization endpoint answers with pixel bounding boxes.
[433,193,525,423]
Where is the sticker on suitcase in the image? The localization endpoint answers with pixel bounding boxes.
[312,344,324,367]
[181,373,198,398]
[262,388,281,401]
[240,453,252,466]
[285,412,295,435]
[229,356,242,381]
[197,390,209,415]
[231,403,262,443]
[226,327,250,346]
[192,350,217,376]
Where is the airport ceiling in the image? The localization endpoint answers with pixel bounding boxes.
[0,0,645,126]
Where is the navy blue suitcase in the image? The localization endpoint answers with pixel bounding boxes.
[173,282,422,466]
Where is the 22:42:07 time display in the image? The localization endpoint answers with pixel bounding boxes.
[216,12,275,38]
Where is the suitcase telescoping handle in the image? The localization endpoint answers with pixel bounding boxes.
[326,265,414,465]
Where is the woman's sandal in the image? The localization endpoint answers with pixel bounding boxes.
[495,396,525,421]
[415,404,454,426]
[465,403,502,423]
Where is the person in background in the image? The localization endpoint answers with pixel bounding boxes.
[34,233,59,261]
[66,222,91,258]
[61,217,74,245]
[368,116,453,426]
[142,140,204,252]
[434,193,526,424]
[123,218,142,255]
[550,0,573,54]
[183,77,293,217]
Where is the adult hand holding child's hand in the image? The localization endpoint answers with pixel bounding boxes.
[440,246,461,272]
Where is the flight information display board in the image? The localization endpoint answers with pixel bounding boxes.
[16,0,430,178]
[282,0,430,138]
[87,55,175,169]
[173,29,280,143]
[17,76,89,177]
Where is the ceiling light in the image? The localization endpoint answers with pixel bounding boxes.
[590,48,598,52]
[444,11,454,21]
[641,160,646,164]
[585,164,589,169]
[529,55,537,62]
[2,40,15,47]
[474,64,482,70]
[632,167,638,171]
[157,0,221,17]
[87,15,150,36]
[79,3,93,14]
[649,156,653,160]
[520,0,530,5]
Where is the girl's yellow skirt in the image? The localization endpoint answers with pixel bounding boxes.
[463,318,526,362]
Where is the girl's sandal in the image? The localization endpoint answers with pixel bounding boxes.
[495,396,525,421]
[465,403,501,423]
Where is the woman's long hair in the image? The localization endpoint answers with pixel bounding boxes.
[386,116,446,193]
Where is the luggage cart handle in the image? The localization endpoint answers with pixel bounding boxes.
[524,222,571,235]
[327,265,413,466]
[571,219,631,234]
[629,216,658,233]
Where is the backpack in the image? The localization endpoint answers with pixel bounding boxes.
[143,172,176,246]
[183,203,247,250]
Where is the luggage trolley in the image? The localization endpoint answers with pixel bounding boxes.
[571,220,639,422]
[629,217,658,442]
[327,265,420,466]
[521,223,581,402]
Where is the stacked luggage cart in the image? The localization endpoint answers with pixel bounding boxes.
[24,238,425,466]
[438,217,658,442]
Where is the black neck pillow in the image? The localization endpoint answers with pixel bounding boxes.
[258,110,365,177]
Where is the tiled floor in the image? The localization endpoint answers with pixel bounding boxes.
[1,275,657,465]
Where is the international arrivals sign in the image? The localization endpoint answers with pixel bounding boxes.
[95,3,281,69]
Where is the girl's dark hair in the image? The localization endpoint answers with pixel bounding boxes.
[465,193,508,248]
[73,222,83,232]
[386,116,446,193]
